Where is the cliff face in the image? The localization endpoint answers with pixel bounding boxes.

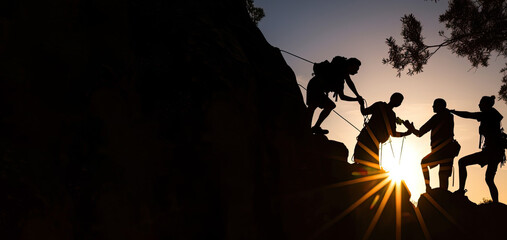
[0,1,311,239]
[1,1,503,240]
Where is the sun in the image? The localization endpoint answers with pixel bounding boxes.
[387,165,403,183]
[313,137,440,239]
[378,138,427,201]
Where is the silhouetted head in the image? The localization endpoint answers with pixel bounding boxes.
[389,92,404,108]
[479,95,495,111]
[346,58,361,75]
[433,98,447,113]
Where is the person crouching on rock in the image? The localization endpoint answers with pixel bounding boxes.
[306,56,362,135]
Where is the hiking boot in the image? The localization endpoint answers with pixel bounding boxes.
[312,126,329,135]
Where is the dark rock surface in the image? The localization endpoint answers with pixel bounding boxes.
[417,189,507,240]
[0,1,505,239]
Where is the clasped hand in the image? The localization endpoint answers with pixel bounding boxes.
[403,120,416,135]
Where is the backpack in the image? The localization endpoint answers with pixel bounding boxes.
[331,55,347,66]
[312,56,348,77]
[312,60,332,77]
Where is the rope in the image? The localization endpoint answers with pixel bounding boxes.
[285,49,401,164]
[280,49,316,64]
[298,84,361,132]
[282,48,363,133]
[333,111,361,132]
[390,139,396,158]
[298,82,404,163]
[399,136,405,165]
[283,48,400,167]
[282,48,362,132]
[286,49,365,165]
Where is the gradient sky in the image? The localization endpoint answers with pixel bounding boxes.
[255,0,507,204]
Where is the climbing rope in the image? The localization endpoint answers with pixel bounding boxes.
[280,49,315,64]
[282,49,365,133]
[298,84,361,132]
[380,136,406,169]
[399,136,406,165]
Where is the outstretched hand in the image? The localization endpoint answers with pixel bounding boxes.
[403,120,415,133]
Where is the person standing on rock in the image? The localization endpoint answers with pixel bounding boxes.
[306,56,363,135]
[353,92,412,167]
[405,98,460,192]
[451,96,505,203]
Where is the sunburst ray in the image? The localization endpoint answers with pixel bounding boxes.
[411,203,432,240]
[354,159,382,170]
[319,172,389,190]
[422,194,464,232]
[362,180,396,240]
[396,181,402,240]
[311,177,391,239]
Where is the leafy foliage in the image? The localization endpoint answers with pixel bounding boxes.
[246,0,265,25]
[383,0,507,101]
[383,14,430,76]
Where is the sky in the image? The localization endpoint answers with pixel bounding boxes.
[255,0,507,204]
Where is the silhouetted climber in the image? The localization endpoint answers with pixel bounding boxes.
[406,99,460,191]
[450,96,505,202]
[353,93,412,166]
[307,56,362,134]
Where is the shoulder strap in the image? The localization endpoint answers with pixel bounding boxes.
[380,104,393,137]
[365,125,380,147]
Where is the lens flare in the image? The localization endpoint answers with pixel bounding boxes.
[387,166,403,183]
[379,138,427,202]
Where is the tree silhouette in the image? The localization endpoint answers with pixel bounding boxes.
[383,0,507,101]
[246,0,265,25]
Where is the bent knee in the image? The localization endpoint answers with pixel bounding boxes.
[324,102,336,110]
[458,158,465,166]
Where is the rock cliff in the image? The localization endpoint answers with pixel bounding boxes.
[0,1,505,239]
